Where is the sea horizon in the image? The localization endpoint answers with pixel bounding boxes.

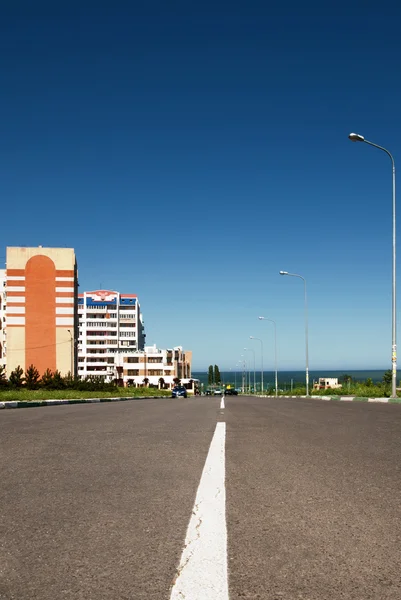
[192,369,392,388]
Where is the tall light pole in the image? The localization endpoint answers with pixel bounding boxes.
[244,348,256,392]
[279,271,309,396]
[67,329,73,377]
[240,355,246,393]
[257,317,278,397]
[349,132,397,398]
[249,336,264,394]
[235,364,239,390]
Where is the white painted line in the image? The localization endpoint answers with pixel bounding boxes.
[170,422,228,600]
[220,396,225,409]
[368,398,389,403]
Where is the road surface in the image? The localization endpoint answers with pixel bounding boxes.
[1,395,400,599]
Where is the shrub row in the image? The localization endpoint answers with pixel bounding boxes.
[0,364,118,391]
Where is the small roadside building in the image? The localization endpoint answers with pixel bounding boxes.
[313,377,342,390]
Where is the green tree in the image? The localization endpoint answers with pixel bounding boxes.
[0,365,8,387]
[25,364,40,389]
[9,365,25,388]
[208,365,214,386]
[214,365,221,385]
[365,378,373,387]
[41,369,54,389]
[382,369,392,386]
[341,373,352,383]
[52,370,65,389]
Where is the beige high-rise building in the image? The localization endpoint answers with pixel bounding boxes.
[4,247,78,376]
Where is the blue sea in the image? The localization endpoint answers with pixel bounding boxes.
[192,369,390,389]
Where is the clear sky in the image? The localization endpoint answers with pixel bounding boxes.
[2,2,401,371]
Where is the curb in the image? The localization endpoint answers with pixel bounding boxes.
[259,395,391,404]
[0,396,166,410]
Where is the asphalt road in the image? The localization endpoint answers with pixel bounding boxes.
[1,396,401,599]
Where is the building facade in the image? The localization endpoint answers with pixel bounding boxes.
[0,269,6,372]
[0,261,194,389]
[313,377,342,390]
[77,290,146,380]
[113,344,193,389]
[3,247,78,376]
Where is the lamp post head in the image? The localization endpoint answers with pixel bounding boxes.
[279,271,288,275]
[249,336,254,339]
[258,316,265,320]
[348,132,365,142]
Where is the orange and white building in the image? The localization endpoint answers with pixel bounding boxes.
[0,269,6,371]
[3,247,78,377]
[0,248,195,389]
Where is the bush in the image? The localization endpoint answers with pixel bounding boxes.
[313,382,391,398]
[9,365,25,388]
[41,369,55,389]
[52,370,65,389]
[25,364,40,390]
[0,365,8,388]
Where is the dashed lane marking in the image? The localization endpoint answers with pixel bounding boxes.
[170,421,228,600]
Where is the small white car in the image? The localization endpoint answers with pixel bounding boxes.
[213,389,223,395]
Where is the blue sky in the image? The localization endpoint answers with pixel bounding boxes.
[2,2,401,371]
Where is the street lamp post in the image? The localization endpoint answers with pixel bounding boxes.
[67,329,73,377]
[349,133,397,398]
[279,271,309,396]
[249,336,264,394]
[257,317,278,397]
[244,348,256,393]
[240,356,246,393]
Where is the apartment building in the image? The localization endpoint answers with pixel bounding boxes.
[114,344,193,389]
[2,247,78,376]
[77,290,193,388]
[77,289,145,380]
[0,259,194,389]
[0,269,6,371]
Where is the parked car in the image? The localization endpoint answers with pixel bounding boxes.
[172,386,188,398]
[205,390,212,396]
[225,388,238,395]
[213,388,223,395]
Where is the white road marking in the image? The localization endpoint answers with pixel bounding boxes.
[170,421,228,600]
[220,396,225,409]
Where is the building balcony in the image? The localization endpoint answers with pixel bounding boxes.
[86,323,118,328]
[85,361,115,367]
[81,335,118,340]
[85,317,118,323]
[85,366,114,374]
[84,350,117,356]
[79,306,113,312]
